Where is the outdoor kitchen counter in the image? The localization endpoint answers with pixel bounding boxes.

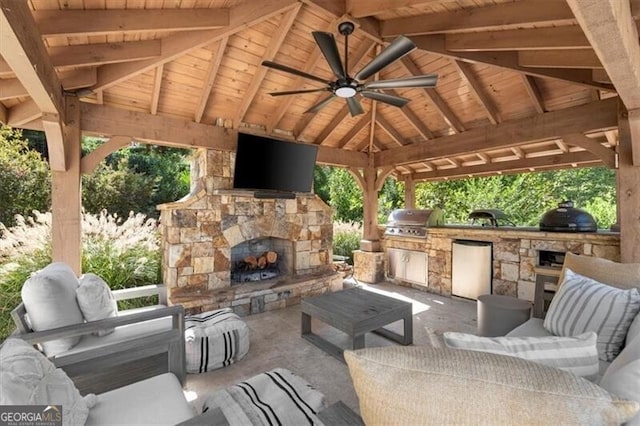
[379,225,620,301]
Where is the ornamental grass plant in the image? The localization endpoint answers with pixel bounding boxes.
[0,210,161,340]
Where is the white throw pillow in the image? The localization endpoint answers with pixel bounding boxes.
[600,331,640,426]
[544,268,640,362]
[0,338,93,426]
[21,262,84,356]
[627,313,640,347]
[443,331,599,378]
[77,273,118,336]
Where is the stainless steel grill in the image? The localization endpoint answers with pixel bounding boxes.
[384,208,445,238]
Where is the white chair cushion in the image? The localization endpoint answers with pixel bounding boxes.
[443,331,599,378]
[0,338,93,426]
[21,262,84,356]
[600,331,640,426]
[76,273,118,337]
[628,313,640,347]
[85,373,194,426]
[544,268,640,362]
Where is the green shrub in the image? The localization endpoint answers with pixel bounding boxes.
[333,222,362,265]
[0,211,162,340]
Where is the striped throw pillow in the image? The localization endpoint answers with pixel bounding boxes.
[443,331,599,377]
[544,268,640,362]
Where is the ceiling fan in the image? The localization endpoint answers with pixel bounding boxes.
[262,21,438,117]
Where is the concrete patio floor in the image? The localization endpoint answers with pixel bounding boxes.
[184,280,478,414]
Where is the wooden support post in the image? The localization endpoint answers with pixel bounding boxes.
[361,162,380,252]
[51,96,82,274]
[617,101,640,263]
[405,176,415,209]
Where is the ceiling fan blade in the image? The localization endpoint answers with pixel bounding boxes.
[364,75,438,90]
[361,91,409,108]
[305,94,336,114]
[346,97,364,116]
[262,60,330,85]
[269,88,328,97]
[354,36,416,81]
[312,31,347,80]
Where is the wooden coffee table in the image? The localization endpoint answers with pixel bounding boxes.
[301,287,413,362]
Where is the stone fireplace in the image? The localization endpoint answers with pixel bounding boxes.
[158,148,341,316]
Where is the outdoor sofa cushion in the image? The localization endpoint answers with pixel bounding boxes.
[21,262,84,356]
[344,346,639,426]
[76,273,118,337]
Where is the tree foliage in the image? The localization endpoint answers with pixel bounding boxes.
[0,127,51,227]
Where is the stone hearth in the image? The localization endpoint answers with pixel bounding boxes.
[158,148,341,315]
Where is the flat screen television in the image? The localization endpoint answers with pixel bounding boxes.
[233,133,318,195]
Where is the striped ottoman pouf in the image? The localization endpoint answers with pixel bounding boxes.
[184,308,250,373]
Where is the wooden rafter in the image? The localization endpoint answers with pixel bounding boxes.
[555,140,570,153]
[376,114,406,146]
[195,37,228,123]
[375,97,618,167]
[390,89,434,140]
[150,65,164,116]
[7,99,41,127]
[404,151,600,181]
[34,9,229,37]
[93,0,298,91]
[347,0,435,18]
[447,26,591,52]
[413,35,612,90]
[0,78,28,100]
[521,75,546,114]
[400,56,465,133]
[336,112,372,148]
[49,40,161,68]
[0,0,66,170]
[518,50,603,69]
[381,1,576,37]
[315,104,350,144]
[234,6,301,127]
[451,60,500,124]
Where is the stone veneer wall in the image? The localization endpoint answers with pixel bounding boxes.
[381,227,620,302]
[158,148,340,315]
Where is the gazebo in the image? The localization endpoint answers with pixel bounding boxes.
[1,0,638,282]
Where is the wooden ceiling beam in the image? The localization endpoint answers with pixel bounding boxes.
[390,91,435,140]
[413,35,612,90]
[446,25,592,52]
[451,60,500,124]
[521,75,546,113]
[0,0,67,171]
[315,104,350,144]
[79,103,367,168]
[234,6,301,127]
[402,151,600,182]
[335,112,372,148]
[562,133,616,168]
[518,50,603,69]
[375,97,618,167]
[7,99,41,127]
[93,0,298,91]
[0,78,28,100]
[34,9,229,37]
[150,65,164,116]
[567,0,640,111]
[0,56,12,77]
[347,0,436,18]
[376,114,407,146]
[194,38,228,123]
[382,1,576,37]
[49,40,161,68]
[0,70,96,101]
[400,56,465,133]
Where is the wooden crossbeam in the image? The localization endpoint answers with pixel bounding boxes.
[381,1,576,37]
[375,97,618,167]
[150,65,164,116]
[0,69,97,101]
[521,75,545,113]
[391,92,435,140]
[562,133,616,168]
[314,104,350,144]
[49,40,161,68]
[376,114,407,146]
[7,100,42,127]
[81,136,132,174]
[451,60,500,124]
[446,26,592,52]
[0,78,28,100]
[335,112,372,148]
[402,151,600,181]
[93,0,298,91]
[518,50,603,69]
[34,9,229,37]
[234,6,301,127]
[413,35,611,90]
[347,0,435,18]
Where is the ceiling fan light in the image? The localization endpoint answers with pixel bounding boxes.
[335,86,356,98]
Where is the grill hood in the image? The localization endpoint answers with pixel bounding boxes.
[539,201,597,232]
[386,208,445,227]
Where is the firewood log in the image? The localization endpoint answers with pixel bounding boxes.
[257,256,267,269]
[244,256,258,269]
[266,251,278,264]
